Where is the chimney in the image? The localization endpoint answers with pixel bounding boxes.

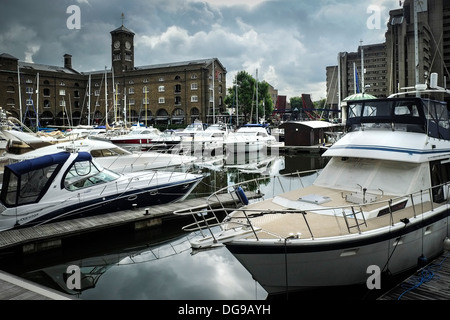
[64,54,72,69]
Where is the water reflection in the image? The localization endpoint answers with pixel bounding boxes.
[0,152,329,300]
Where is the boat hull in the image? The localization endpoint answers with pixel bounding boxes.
[226,207,450,295]
[3,177,202,231]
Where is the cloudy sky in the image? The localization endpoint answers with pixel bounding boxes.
[1,0,399,101]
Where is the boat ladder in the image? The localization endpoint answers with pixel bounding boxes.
[342,206,367,234]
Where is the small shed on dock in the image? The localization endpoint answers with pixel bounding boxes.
[280,120,342,147]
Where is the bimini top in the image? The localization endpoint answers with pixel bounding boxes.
[1,152,93,207]
[5,152,91,176]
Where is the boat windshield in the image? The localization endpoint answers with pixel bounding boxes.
[64,160,120,191]
[346,98,450,139]
[90,147,131,157]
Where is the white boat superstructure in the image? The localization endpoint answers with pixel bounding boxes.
[2,138,197,173]
[225,124,279,153]
[180,123,231,152]
[175,81,450,295]
[0,151,203,232]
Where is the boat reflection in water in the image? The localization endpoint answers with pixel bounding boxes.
[6,227,268,300]
[0,151,305,300]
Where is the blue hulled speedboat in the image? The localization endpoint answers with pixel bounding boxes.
[0,151,203,231]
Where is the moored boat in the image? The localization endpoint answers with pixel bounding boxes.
[3,138,197,173]
[175,75,450,295]
[0,151,203,232]
[224,124,279,153]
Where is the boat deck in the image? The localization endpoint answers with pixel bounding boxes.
[226,185,437,240]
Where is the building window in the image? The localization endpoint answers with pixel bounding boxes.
[7,98,15,105]
[143,79,149,83]
[60,100,66,107]
[159,77,164,82]
[128,99,135,105]
[143,86,149,94]
[191,74,198,79]
[113,54,121,61]
[26,79,33,84]
[26,87,33,94]
[74,90,80,98]
[175,84,181,93]
[128,87,134,94]
[7,86,15,93]
[158,86,165,92]
[191,95,198,102]
[125,54,132,61]
[60,81,65,86]
[26,99,33,106]
[143,98,149,105]
[43,88,50,96]
[158,97,165,104]
[59,89,66,96]
[175,97,181,105]
[191,83,198,90]
[44,100,50,108]
[94,90,100,96]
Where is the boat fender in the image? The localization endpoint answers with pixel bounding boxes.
[235,186,249,205]
[444,237,450,251]
[417,254,428,268]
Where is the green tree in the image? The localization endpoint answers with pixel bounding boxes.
[225,71,274,125]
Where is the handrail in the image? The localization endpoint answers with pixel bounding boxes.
[175,171,450,242]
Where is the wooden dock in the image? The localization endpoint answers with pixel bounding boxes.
[0,192,254,254]
[0,270,74,300]
[378,250,450,300]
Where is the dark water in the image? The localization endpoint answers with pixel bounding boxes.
[0,152,348,300]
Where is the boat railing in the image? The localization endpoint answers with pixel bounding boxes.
[174,172,450,244]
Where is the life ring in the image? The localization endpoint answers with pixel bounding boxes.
[235,186,249,205]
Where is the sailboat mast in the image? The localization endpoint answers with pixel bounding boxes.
[17,65,23,122]
[360,40,365,93]
[414,0,420,97]
[88,74,91,125]
[256,68,259,124]
[105,67,108,127]
[36,72,39,129]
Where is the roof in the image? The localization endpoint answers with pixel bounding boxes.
[135,58,226,72]
[0,53,19,60]
[84,58,227,76]
[281,120,339,129]
[110,25,135,35]
[19,61,79,75]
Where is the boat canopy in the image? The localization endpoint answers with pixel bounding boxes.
[346,98,449,140]
[0,152,92,207]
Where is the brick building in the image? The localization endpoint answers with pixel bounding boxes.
[0,24,227,128]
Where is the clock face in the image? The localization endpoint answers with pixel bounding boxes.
[125,41,131,49]
[114,41,120,49]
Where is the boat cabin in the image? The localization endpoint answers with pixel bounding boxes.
[345,97,449,140]
[0,152,119,208]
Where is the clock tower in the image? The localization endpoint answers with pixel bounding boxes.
[110,22,135,74]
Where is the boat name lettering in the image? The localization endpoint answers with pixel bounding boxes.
[19,213,38,222]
